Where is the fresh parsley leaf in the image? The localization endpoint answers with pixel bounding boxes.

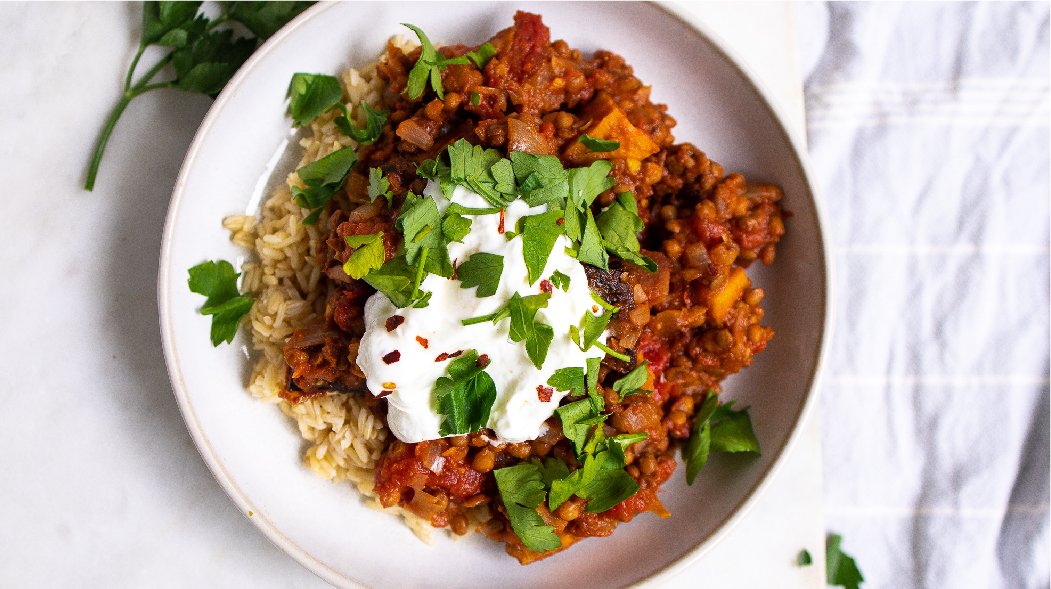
[171,28,256,96]
[510,152,569,207]
[797,549,813,567]
[342,232,385,280]
[442,212,472,243]
[287,72,342,127]
[447,139,513,206]
[683,394,760,485]
[555,398,604,455]
[519,209,564,285]
[547,423,644,514]
[402,23,469,100]
[142,2,201,46]
[225,1,312,40]
[292,146,357,223]
[575,206,609,269]
[367,167,393,206]
[493,463,562,553]
[434,350,497,436]
[470,91,481,106]
[612,361,650,399]
[579,134,620,152]
[597,192,656,272]
[396,192,443,264]
[335,101,388,145]
[506,292,553,369]
[580,468,639,513]
[535,457,570,487]
[465,42,497,69]
[363,255,419,307]
[547,367,585,396]
[571,308,613,353]
[684,393,718,485]
[585,356,602,411]
[549,270,570,291]
[457,252,503,297]
[607,432,648,466]
[710,402,761,454]
[569,160,615,207]
[187,259,254,346]
[826,534,864,589]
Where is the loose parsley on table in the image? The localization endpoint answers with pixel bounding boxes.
[85,1,313,191]
[187,259,254,346]
[826,533,864,588]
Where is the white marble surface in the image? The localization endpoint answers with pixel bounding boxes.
[0,2,823,587]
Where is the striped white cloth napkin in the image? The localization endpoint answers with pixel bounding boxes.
[796,3,1050,587]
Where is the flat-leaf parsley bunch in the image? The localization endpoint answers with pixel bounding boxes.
[85,1,313,190]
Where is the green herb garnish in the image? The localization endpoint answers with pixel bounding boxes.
[826,534,864,589]
[342,232,385,280]
[85,1,312,190]
[579,134,620,152]
[493,463,562,553]
[464,42,497,69]
[287,72,342,126]
[367,167,394,206]
[683,394,760,485]
[470,91,481,106]
[549,270,570,291]
[797,549,813,567]
[457,252,504,297]
[596,192,657,271]
[291,146,357,223]
[363,254,429,308]
[611,361,650,399]
[434,350,497,436]
[519,209,564,285]
[187,259,254,346]
[402,23,470,100]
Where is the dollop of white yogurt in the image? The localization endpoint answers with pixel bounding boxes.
[356,181,606,443]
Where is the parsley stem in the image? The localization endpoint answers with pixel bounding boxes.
[130,53,173,91]
[593,341,631,363]
[411,247,429,300]
[124,44,146,92]
[84,80,173,191]
[84,93,133,191]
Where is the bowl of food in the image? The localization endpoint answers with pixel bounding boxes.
[159,2,828,587]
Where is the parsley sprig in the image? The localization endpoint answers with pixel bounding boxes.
[433,350,497,436]
[85,1,313,191]
[187,259,254,346]
[286,72,388,143]
[683,393,761,485]
[402,23,470,100]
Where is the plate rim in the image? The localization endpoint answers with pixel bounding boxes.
[157,3,833,587]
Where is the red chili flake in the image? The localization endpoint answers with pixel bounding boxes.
[449,350,464,358]
[539,279,553,294]
[382,350,401,364]
[377,390,393,398]
[416,335,429,348]
[536,385,554,403]
[498,208,506,234]
[435,352,450,362]
[476,354,491,368]
[385,315,405,332]
[592,305,600,313]
[556,217,565,226]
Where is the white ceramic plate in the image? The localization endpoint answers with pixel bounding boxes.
[159,2,829,587]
